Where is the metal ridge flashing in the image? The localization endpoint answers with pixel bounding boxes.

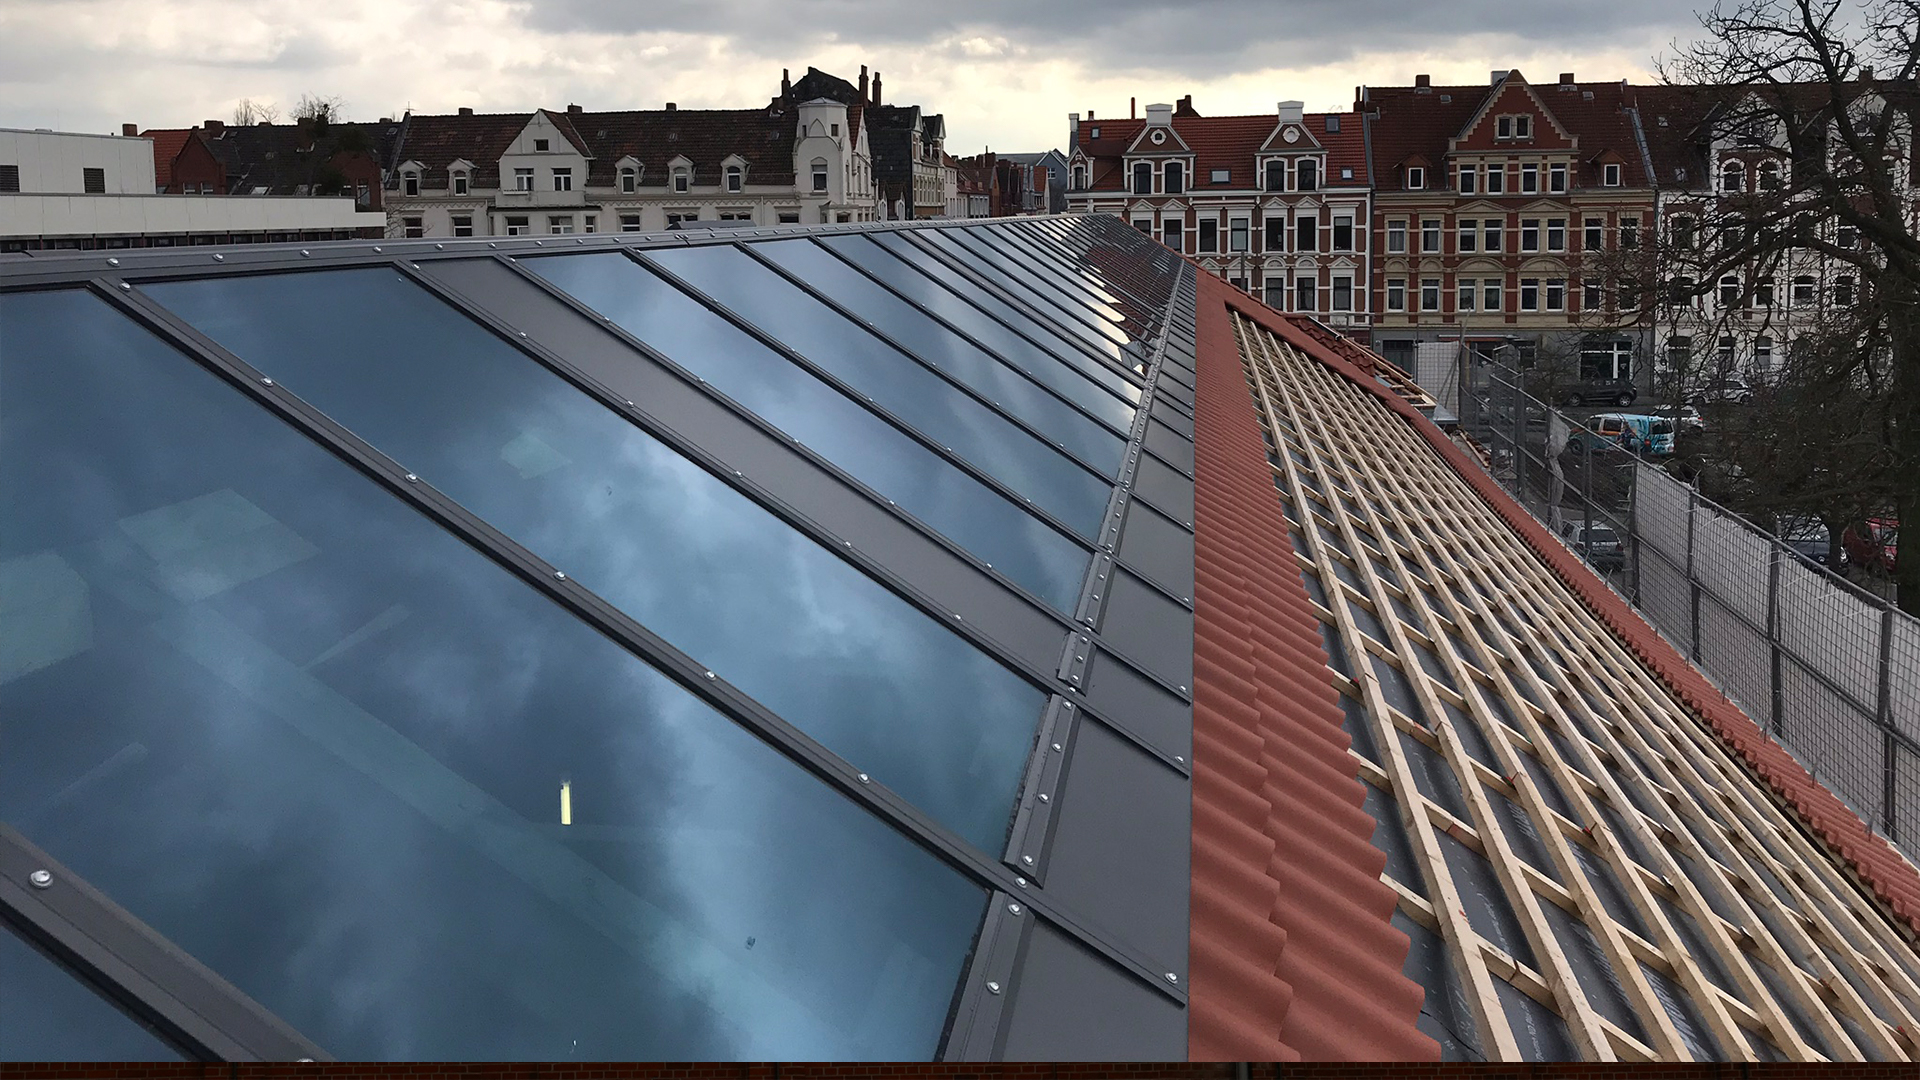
[1188,270,1439,1060]
[1221,293,1920,943]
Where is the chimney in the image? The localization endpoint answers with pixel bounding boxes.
[1277,100,1304,125]
[1069,111,1080,150]
[567,103,583,114]
[872,71,882,106]
[458,106,474,116]
[665,102,676,112]
[203,119,224,134]
[1414,74,1432,92]
[121,123,138,136]
[860,65,869,101]
[1130,96,1136,119]
[1560,72,1576,86]
[1491,70,1506,86]
[1144,102,1173,128]
[782,68,791,97]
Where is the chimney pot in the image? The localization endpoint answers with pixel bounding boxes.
[1560,72,1576,84]
[121,123,138,136]
[872,72,882,106]
[458,106,473,116]
[1130,96,1136,119]
[782,68,791,96]
[567,103,582,114]
[665,102,676,112]
[1414,74,1431,89]
[203,119,224,133]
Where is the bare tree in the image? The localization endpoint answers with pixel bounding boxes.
[231,98,280,127]
[291,94,347,126]
[1660,0,1919,612]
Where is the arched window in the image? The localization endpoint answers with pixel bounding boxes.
[1719,275,1740,306]
[1792,275,1816,305]
[1720,160,1744,193]
[1833,275,1855,306]
[402,169,419,197]
[1758,160,1782,190]
[619,166,637,194]
[1072,164,1087,191]
[1296,158,1318,191]
[673,167,690,193]
[1264,159,1285,191]
[1131,161,1152,195]
[451,169,469,196]
[725,165,743,192]
[1164,161,1184,195]
[810,158,828,193]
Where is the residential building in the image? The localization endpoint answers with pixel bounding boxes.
[6,214,1919,1062]
[951,150,1067,217]
[137,117,403,210]
[998,150,1071,213]
[1067,97,1373,336]
[382,92,874,238]
[0,126,385,252]
[785,65,957,219]
[1361,71,1658,384]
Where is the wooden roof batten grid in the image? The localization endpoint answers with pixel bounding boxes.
[1228,309,1920,1062]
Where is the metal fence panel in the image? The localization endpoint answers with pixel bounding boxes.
[1699,593,1772,728]
[1781,656,1888,832]
[1775,561,1885,714]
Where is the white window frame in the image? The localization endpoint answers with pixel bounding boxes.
[1386,278,1407,311]
[1406,165,1424,190]
[1546,218,1566,252]
[1457,281,1476,312]
[452,171,469,196]
[1485,165,1505,194]
[620,168,637,194]
[551,168,573,193]
[1386,219,1408,254]
[1545,278,1566,311]
[1520,163,1538,193]
[513,168,534,192]
[1548,162,1568,193]
[1457,219,1477,254]
[1420,278,1441,311]
[1520,218,1541,253]
[1457,164,1477,194]
[1602,162,1622,187]
[1482,279,1503,312]
[726,165,744,193]
[1519,278,1540,311]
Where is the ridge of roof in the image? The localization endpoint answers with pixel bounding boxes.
[1224,293,1920,943]
[1190,269,1439,1060]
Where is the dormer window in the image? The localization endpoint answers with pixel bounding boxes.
[1325,115,1341,133]
[726,165,743,192]
[1072,164,1087,190]
[674,168,690,193]
[534,138,550,152]
[620,166,637,194]
[1210,168,1230,184]
[1089,126,1101,139]
[1603,162,1623,187]
[451,170,469,195]
[1405,165,1424,189]
[403,170,419,196]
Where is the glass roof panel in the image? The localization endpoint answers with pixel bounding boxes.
[969,229,1137,325]
[0,927,184,1061]
[749,238,1129,468]
[641,243,1113,536]
[0,288,987,1059]
[519,252,1089,611]
[919,232,1133,349]
[820,234,1142,403]
[144,269,1047,848]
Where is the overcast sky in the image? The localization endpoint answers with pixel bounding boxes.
[1,1,1705,150]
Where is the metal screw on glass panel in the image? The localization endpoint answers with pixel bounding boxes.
[1178,685,1188,694]
[106,257,120,266]
[553,571,567,581]
[704,671,716,680]
[1051,742,1063,752]
[1014,876,1027,888]
[857,773,870,784]
[1164,973,1179,984]
[1020,854,1035,866]
[986,981,1002,995]
[118,282,131,291]
[1037,793,1049,803]
[1175,755,1186,765]
[260,377,274,386]
[436,244,445,250]
[28,870,52,889]
[1062,702,1073,710]
[404,473,419,483]
[300,249,311,257]
[372,246,383,253]
[212,253,224,261]
[1007,903,1022,915]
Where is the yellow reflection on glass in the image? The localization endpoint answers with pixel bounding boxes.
[560,780,572,826]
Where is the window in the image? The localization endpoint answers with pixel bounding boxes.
[1199,218,1219,253]
[620,167,638,193]
[1671,214,1695,249]
[1264,282,1285,308]
[717,211,751,222]
[1296,278,1317,312]
[1671,275,1696,306]
[452,171,469,196]
[1071,164,1087,190]
[1229,217,1249,252]
[1165,161,1185,195]
[1485,165,1505,194]
[1089,126,1101,139]
[830,123,840,136]
[79,166,106,193]
[452,215,474,237]
[1132,217,1153,234]
[1162,218,1183,251]
[1516,116,1531,137]
[1619,219,1640,249]
[1754,280,1774,306]
[1792,275,1815,305]
[533,138,550,152]
[402,216,424,238]
[1520,278,1540,311]
[1666,336,1692,369]
[1755,336,1774,368]
[0,164,19,192]
[1549,163,1567,192]
[1602,162,1622,186]
[1836,225,1857,249]
[665,211,698,226]
[1721,161,1743,193]
[1497,116,1513,139]
[1421,219,1441,252]
[1457,219,1478,253]
[1583,280,1604,310]
[1520,163,1538,193]
[1520,218,1540,252]
[1297,159,1318,191]
[674,169,691,194]
[1132,162,1153,195]
[1210,167,1231,184]
[619,213,642,232]
[1545,278,1566,311]
[1325,115,1341,132]
[726,165,743,192]
[1266,159,1286,191]
[356,182,370,204]
[1265,217,1286,251]
[777,210,800,224]
[513,168,534,192]
[504,215,530,236]
[1420,278,1441,311]
[1483,279,1503,311]
[1295,211,1318,252]
[1406,165,1425,189]
[1720,276,1742,306]
[1584,217,1603,251]
[403,171,420,197]
[1546,218,1566,252]
[1386,220,1407,254]
[1458,165,1477,194]
[1717,336,1736,366]
[1834,275,1855,306]
[549,216,573,234]
[552,168,573,192]
[811,160,828,193]
[1457,281,1477,312]
[1386,278,1407,311]
[1332,215,1353,251]
[1759,160,1781,190]
[1483,220,1503,252]
[1331,277,1353,312]
[584,215,597,233]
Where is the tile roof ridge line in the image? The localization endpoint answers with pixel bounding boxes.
[1221,294,1920,939]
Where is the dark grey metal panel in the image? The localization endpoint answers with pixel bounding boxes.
[1157,379,1196,412]
[1116,498,1195,601]
[1146,419,1195,476]
[996,921,1186,1060]
[415,256,1070,668]
[1098,568,1195,692]
[1033,723,1190,972]
[1131,454,1194,528]
[1151,399,1195,440]
[1081,650,1191,762]
[940,892,1031,1061]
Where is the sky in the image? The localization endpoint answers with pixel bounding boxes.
[1,0,1706,149]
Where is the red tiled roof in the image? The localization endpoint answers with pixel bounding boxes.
[140,128,194,188]
[1221,290,1920,943]
[397,106,799,190]
[1365,75,1651,191]
[1075,111,1367,194]
[1189,270,1438,1061]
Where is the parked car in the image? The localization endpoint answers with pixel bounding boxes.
[1561,521,1626,570]
[1572,413,1676,456]
[1650,404,1705,434]
[1842,518,1899,574]
[1560,377,1638,407]
[1689,377,1753,405]
[1777,517,1846,570]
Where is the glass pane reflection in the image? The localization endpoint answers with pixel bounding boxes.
[143,269,1047,852]
[520,252,1089,612]
[0,289,987,1059]
[642,244,1113,536]
[0,928,183,1061]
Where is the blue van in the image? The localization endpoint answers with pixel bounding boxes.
[1577,413,1675,456]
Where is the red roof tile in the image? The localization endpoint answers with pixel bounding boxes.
[1189,270,1439,1061]
[139,128,194,188]
[1076,110,1367,194]
[1365,74,1651,191]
